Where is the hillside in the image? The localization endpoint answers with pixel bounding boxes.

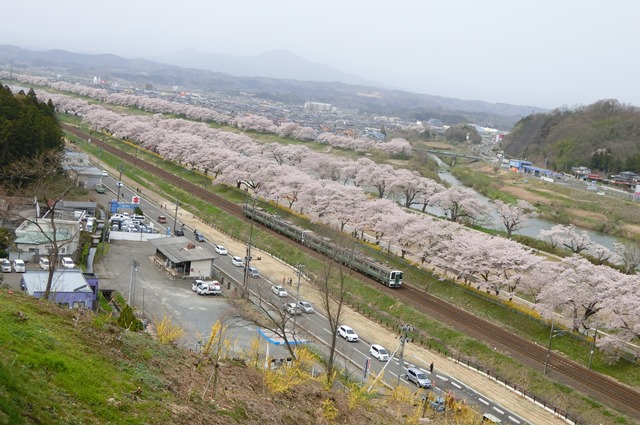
[502,99,640,172]
[0,290,433,425]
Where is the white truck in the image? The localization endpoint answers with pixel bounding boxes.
[196,280,222,296]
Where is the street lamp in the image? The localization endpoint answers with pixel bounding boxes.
[396,324,414,386]
[543,320,566,374]
[292,264,305,338]
[116,165,124,202]
[172,198,181,236]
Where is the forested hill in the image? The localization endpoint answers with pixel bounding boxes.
[502,99,640,173]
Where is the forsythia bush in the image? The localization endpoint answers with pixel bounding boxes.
[154,315,185,345]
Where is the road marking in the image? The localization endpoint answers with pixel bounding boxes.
[478,398,489,406]
[508,416,521,424]
[451,381,461,389]
[492,406,504,415]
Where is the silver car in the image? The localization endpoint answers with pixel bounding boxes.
[406,367,431,388]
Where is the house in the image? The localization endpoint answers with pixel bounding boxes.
[63,150,104,189]
[20,269,96,310]
[149,236,218,279]
[13,207,84,262]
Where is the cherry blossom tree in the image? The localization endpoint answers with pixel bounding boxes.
[355,160,395,198]
[536,256,612,332]
[493,199,537,239]
[539,224,594,254]
[387,169,426,208]
[614,242,640,274]
[430,186,488,224]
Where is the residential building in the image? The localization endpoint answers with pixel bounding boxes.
[20,269,96,309]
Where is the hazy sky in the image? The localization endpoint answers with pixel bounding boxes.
[2,0,638,108]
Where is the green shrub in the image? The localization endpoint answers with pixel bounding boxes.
[117,305,143,332]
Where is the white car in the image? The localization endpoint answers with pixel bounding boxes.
[231,256,244,267]
[338,325,358,342]
[370,344,390,361]
[116,181,124,187]
[61,257,75,269]
[271,285,288,297]
[12,259,26,273]
[297,301,314,313]
[215,245,227,255]
[101,170,108,177]
[1,259,11,272]
[39,257,50,270]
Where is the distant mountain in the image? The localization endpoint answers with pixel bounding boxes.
[0,44,547,130]
[154,49,385,88]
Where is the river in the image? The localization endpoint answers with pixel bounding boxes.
[430,171,622,251]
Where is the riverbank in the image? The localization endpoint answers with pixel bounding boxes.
[452,162,640,242]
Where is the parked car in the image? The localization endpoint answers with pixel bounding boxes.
[197,281,222,296]
[271,285,288,297]
[297,301,315,313]
[174,228,185,236]
[101,170,108,177]
[61,257,75,269]
[116,181,123,187]
[370,344,390,361]
[338,325,358,342]
[1,259,11,272]
[214,245,227,255]
[231,256,244,267]
[39,257,50,270]
[283,302,302,315]
[405,367,431,388]
[194,230,205,242]
[12,259,26,273]
[192,279,204,292]
[247,266,260,278]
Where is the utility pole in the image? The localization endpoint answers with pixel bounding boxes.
[544,320,565,374]
[292,264,305,338]
[128,259,138,306]
[396,324,414,387]
[588,326,599,370]
[172,198,181,236]
[116,165,124,202]
[242,196,256,298]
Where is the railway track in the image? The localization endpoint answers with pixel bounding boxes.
[64,124,640,418]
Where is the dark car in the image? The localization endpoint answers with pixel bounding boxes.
[194,230,205,242]
[174,228,184,236]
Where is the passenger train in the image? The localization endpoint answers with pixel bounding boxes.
[242,205,403,288]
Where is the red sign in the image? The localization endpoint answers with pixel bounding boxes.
[132,196,140,205]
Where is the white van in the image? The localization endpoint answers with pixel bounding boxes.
[86,217,95,232]
[370,344,390,361]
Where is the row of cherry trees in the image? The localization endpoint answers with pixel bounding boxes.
[4,73,412,158]
[31,87,640,356]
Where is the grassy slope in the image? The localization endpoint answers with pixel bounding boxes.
[0,290,424,425]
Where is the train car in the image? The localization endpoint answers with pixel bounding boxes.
[243,204,403,288]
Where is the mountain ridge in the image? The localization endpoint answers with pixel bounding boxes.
[0,44,546,129]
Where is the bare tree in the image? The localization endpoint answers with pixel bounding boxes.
[243,283,302,362]
[316,259,347,387]
[0,151,80,300]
